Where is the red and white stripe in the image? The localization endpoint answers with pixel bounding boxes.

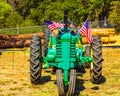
[79,25,92,43]
[48,22,65,31]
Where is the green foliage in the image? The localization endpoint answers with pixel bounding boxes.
[0,0,120,35]
[0,1,12,18]
[21,19,35,27]
[0,1,12,28]
[26,0,114,26]
[108,1,120,34]
[15,0,42,20]
[19,27,43,34]
[5,12,23,28]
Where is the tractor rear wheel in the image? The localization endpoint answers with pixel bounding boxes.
[90,36,102,84]
[43,28,49,56]
[66,69,76,96]
[84,45,91,68]
[56,69,65,96]
[30,35,42,84]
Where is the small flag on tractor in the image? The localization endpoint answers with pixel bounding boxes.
[45,21,65,32]
[79,20,92,43]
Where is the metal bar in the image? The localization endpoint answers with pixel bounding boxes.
[0,49,26,52]
[0,26,43,30]
[12,51,14,69]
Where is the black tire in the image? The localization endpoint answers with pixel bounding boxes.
[56,69,65,96]
[90,36,102,84]
[30,35,42,84]
[43,28,50,56]
[84,45,91,68]
[66,69,76,96]
[52,67,57,74]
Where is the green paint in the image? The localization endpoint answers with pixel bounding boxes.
[42,28,93,86]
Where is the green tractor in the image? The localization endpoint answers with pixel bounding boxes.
[30,11,103,96]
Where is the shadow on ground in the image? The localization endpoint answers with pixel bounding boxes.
[39,67,106,96]
[40,76,51,84]
[74,75,106,96]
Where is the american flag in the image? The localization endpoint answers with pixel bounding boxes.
[45,21,65,31]
[79,20,92,43]
[70,21,75,28]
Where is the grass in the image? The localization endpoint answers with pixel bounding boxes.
[0,26,44,35]
[0,47,120,96]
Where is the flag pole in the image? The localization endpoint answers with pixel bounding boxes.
[64,10,68,32]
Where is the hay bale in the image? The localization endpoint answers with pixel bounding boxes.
[91,28,115,36]
[101,36,116,44]
[114,35,120,43]
[81,37,88,44]
[81,35,116,44]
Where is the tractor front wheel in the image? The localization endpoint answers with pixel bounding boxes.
[66,69,76,96]
[56,69,65,96]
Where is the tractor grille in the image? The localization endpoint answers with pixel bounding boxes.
[56,42,76,58]
[56,43,62,58]
[70,43,76,58]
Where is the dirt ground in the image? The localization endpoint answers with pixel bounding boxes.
[0,47,120,96]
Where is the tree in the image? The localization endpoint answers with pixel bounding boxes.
[108,1,120,34]
[0,0,118,30]
[15,0,43,20]
[0,1,12,28]
[5,12,23,28]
